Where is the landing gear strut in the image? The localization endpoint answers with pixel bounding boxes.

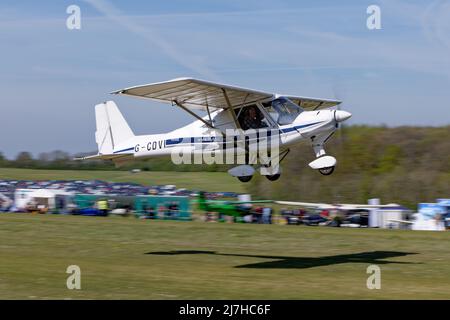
[260,149,289,182]
[309,134,337,176]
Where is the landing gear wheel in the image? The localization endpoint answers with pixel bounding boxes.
[265,174,281,181]
[318,166,335,175]
[238,175,253,183]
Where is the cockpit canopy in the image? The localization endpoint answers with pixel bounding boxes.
[263,97,303,125]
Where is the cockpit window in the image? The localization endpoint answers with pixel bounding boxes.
[263,97,303,125]
[234,104,270,130]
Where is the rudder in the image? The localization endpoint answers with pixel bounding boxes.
[95,101,134,154]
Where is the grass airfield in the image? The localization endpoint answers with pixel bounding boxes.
[0,213,449,299]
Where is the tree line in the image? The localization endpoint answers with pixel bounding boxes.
[0,150,228,172]
[1,125,449,208]
[246,125,450,209]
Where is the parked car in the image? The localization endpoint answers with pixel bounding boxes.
[301,214,328,226]
[340,211,369,228]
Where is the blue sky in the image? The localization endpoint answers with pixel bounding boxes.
[0,0,449,158]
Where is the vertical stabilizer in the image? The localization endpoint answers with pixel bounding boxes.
[95,101,134,154]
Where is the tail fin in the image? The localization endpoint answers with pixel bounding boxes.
[95,101,134,154]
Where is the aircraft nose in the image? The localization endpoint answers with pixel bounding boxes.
[334,110,352,122]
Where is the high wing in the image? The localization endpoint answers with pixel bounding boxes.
[111,77,273,111]
[275,200,331,208]
[222,200,274,205]
[281,95,341,110]
[275,201,406,210]
[111,77,341,111]
[387,219,414,225]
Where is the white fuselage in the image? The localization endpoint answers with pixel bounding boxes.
[111,108,338,161]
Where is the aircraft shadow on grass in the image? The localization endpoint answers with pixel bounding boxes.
[146,250,418,269]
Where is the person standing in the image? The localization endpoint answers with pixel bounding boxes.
[263,207,272,224]
[97,198,109,216]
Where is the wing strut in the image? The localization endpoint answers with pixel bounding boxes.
[222,88,242,130]
[313,101,324,111]
[205,97,213,124]
[173,100,214,129]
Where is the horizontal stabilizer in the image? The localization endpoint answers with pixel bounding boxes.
[74,153,133,161]
[75,154,114,161]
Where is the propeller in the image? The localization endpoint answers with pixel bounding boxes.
[332,83,351,144]
[332,83,345,122]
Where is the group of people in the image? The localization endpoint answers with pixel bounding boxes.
[251,206,273,224]
[141,201,180,219]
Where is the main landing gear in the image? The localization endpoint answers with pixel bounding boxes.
[229,149,289,183]
[237,173,280,182]
[265,173,281,181]
[318,166,335,176]
[237,175,253,183]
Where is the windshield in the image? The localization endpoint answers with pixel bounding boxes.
[263,97,303,125]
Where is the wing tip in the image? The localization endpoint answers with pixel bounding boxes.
[109,76,194,96]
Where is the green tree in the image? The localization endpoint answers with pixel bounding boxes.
[15,152,35,168]
[0,152,7,167]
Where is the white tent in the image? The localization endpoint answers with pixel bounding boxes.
[14,189,73,211]
[30,189,58,209]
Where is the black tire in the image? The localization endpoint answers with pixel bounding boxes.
[319,166,335,175]
[265,174,281,181]
[238,175,253,183]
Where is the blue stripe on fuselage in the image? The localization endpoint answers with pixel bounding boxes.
[113,121,324,152]
[113,147,134,154]
[279,121,323,134]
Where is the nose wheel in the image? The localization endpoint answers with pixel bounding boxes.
[309,154,337,176]
[318,166,335,175]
